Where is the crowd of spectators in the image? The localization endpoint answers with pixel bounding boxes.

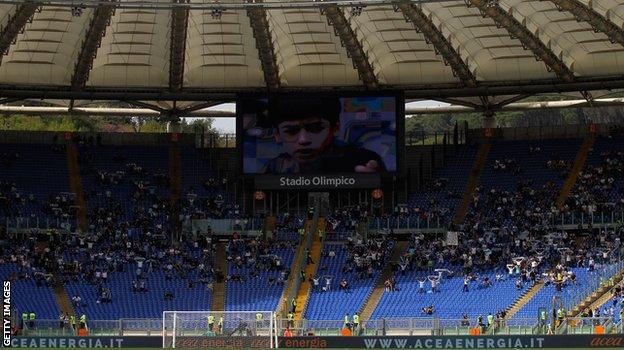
[225,234,296,286]
[326,205,369,234]
[1,143,77,227]
[564,147,624,215]
[3,135,624,327]
[1,141,272,320]
[3,223,218,305]
[308,234,393,294]
[380,224,623,320]
[181,181,252,221]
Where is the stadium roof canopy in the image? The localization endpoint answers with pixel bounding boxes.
[1,0,624,111]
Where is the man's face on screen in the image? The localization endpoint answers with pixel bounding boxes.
[276,117,335,163]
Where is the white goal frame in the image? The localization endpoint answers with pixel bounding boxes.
[162,310,278,349]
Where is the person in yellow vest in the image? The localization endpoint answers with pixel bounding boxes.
[70,315,77,332]
[556,308,565,327]
[207,314,215,332]
[352,313,360,334]
[291,298,297,313]
[298,228,305,237]
[21,312,28,330]
[79,314,87,330]
[343,314,350,331]
[487,313,494,331]
[287,312,294,328]
[255,312,263,328]
[28,311,36,329]
[317,227,324,239]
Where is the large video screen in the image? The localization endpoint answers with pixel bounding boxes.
[239,94,400,175]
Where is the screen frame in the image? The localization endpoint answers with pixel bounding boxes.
[236,90,405,179]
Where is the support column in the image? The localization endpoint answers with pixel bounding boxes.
[166,120,181,133]
[483,110,496,129]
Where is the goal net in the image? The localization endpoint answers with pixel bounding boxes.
[162,311,277,348]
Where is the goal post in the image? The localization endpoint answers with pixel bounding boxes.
[162,311,278,348]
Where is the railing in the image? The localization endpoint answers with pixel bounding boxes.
[18,318,167,337]
[5,217,75,232]
[197,133,237,149]
[405,126,467,146]
[491,318,542,335]
[564,260,624,311]
[187,217,264,235]
[550,210,624,227]
[6,216,265,236]
[368,216,447,231]
[21,315,622,337]
[560,317,614,334]
[324,230,355,242]
[369,209,624,231]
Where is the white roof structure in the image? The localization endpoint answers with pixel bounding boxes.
[0,0,623,108]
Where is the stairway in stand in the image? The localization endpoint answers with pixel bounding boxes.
[452,142,491,225]
[169,145,182,231]
[264,216,277,233]
[505,279,545,318]
[556,136,595,209]
[38,241,76,318]
[277,220,313,316]
[66,142,88,232]
[570,266,624,316]
[293,218,326,321]
[211,242,228,311]
[358,241,408,321]
[52,275,77,318]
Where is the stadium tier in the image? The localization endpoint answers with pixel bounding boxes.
[370,144,479,230]
[304,241,391,320]
[2,1,624,345]
[1,143,73,229]
[2,131,623,338]
[0,264,60,320]
[225,237,296,312]
[78,144,171,229]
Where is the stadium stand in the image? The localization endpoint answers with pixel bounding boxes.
[371,232,525,321]
[2,131,624,336]
[225,236,296,311]
[3,0,624,340]
[1,143,74,229]
[463,138,582,232]
[304,238,393,320]
[0,263,61,320]
[564,136,624,219]
[77,144,172,230]
[370,144,479,230]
